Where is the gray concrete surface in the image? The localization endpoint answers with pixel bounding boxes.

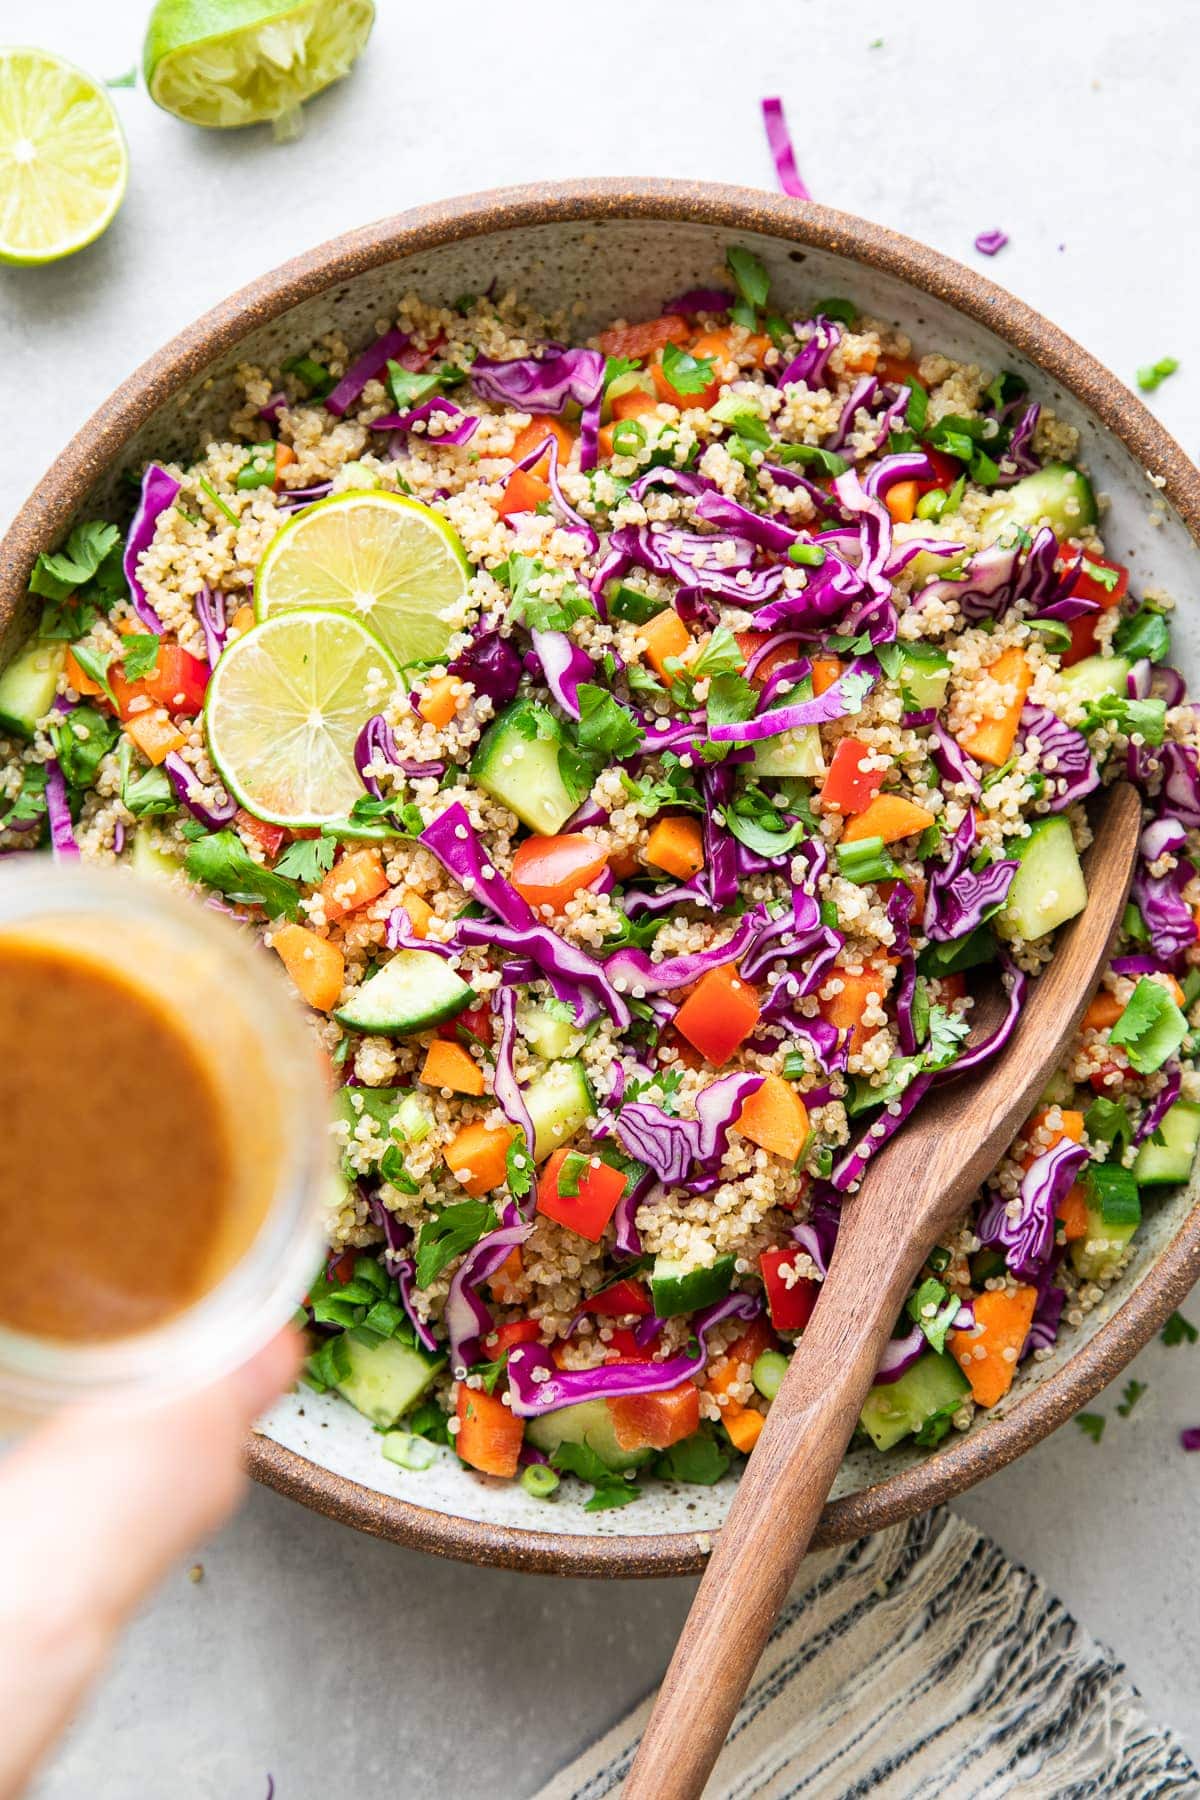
[1,1,1197,1793]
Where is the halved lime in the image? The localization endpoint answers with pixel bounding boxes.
[205,608,399,826]
[0,49,127,266]
[144,0,375,135]
[255,491,469,668]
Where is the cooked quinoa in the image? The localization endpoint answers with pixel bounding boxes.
[7,246,1199,1504]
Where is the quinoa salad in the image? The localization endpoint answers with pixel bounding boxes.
[6,243,1200,1507]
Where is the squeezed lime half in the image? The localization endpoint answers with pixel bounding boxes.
[144,0,375,135]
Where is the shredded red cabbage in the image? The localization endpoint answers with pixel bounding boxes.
[124,463,179,632]
[506,1289,761,1416]
[162,752,235,830]
[761,95,811,200]
[1019,704,1098,811]
[369,396,479,444]
[193,585,227,667]
[446,1208,535,1377]
[873,1323,927,1385]
[45,761,79,860]
[614,1070,765,1185]
[324,327,410,416]
[354,713,400,798]
[470,348,606,414]
[454,915,629,1028]
[492,985,535,1153]
[978,1136,1087,1280]
[974,229,1009,256]
[529,628,594,720]
[420,803,534,930]
[1136,1064,1183,1143]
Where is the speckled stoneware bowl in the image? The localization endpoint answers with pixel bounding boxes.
[3,181,1199,1577]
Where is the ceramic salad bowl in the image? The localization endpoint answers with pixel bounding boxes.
[2,180,1198,1576]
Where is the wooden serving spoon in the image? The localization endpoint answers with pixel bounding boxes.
[625,782,1143,1800]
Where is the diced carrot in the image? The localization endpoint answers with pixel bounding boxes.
[706,1318,775,1398]
[611,387,660,422]
[64,647,104,698]
[489,1247,526,1304]
[609,847,640,882]
[421,1039,486,1097]
[659,1025,705,1071]
[842,344,879,374]
[810,656,843,696]
[674,964,761,1066]
[598,315,690,360]
[876,354,922,386]
[270,923,344,1012]
[444,1121,515,1196]
[956,648,1033,768]
[456,1384,524,1477]
[1164,974,1186,1006]
[319,847,389,922]
[417,674,462,728]
[949,1285,1038,1408]
[230,604,256,634]
[820,737,884,815]
[841,793,936,845]
[645,814,705,880]
[879,873,926,918]
[1021,1107,1084,1170]
[398,889,434,938]
[736,1073,809,1163]
[1083,991,1124,1032]
[598,425,615,459]
[1057,1181,1090,1242]
[637,608,691,680]
[691,327,770,369]
[722,1400,765,1453]
[819,963,888,1055]
[512,833,609,910]
[495,467,551,518]
[272,442,297,487]
[885,480,919,525]
[124,711,185,765]
[607,1381,700,1452]
[510,416,575,477]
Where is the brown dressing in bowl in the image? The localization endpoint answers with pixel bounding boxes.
[0,939,239,1343]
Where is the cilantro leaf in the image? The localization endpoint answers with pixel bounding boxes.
[28,521,121,603]
[1116,1378,1147,1417]
[505,1138,533,1198]
[414,1200,498,1288]
[117,739,176,818]
[925,1005,971,1070]
[183,830,301,918]
[770,441,850,478]
[275,834,338,884]
[706,671,757,736]
[723,781,807,858]
[66,643,118,710]
[906,1276,961,1355]
[500,553,597,633]
[725,246,770,311]
[1079,693,1166,745]
[604,355,642,387]
[51,706,120,790]
[660,341,717,398]
[1114,608,1170,665]
[1108,977,1188,1074]
[119,634,161,683]
[1075,1411,1105,1443]
[1084,1096,1135,1151]
[575,685,645,759]
[654,1430,730,1485]
[0,764,47,831]
[1162,1310,1198,1347]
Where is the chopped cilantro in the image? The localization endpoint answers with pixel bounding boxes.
[119,634,161,683]
[660,341,717,397]
[275,834,338,884]
[1162,1311,1198,1347]
[1116,1379,1147,1417]
[414,1200,498,1288]
[183,830,301,918]
[28,520,121,604]
[1075,1411,1105,1443]
[725,246,770,312]
[575,685,645,759]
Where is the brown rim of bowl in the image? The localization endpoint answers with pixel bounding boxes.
[4,179,1200,1577]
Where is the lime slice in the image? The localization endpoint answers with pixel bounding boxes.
[255,491,470,668]
[0,49,127,266]
[204,609,398,826]
[144,0,375,135]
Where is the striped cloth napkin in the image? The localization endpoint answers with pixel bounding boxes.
[536,1508,1198,1799]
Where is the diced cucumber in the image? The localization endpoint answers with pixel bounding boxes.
[751,677,825,779]
[1070,1196,1140,1283]
[517,1000,580,1062]
[859,1351,970,1452]
[334,1331,446,1429]
[130,828,182,881]
[526,1397,652,1474]
[524,1057,594,1161]
[1038,1067,1076,1108]
[470,698,591,835]
[395,1092,434,1144]
[898,644,951,712]
[1133,1099,1200,1186]
[1000,815,1087,942]
[603,370,655,418]
[334,949,476,1037]
[1057,655,1132,705]
[980,464,1098,545]
[650,1254,735,1318]
[0,636,66,740]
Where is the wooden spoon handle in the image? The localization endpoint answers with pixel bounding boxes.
[623,1225,917,1800]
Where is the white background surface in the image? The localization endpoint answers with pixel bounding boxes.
[2,1,1198,1794]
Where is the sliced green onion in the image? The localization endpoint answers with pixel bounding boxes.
[197,475,239,527]
[752,1349,789,1400]
[237,444,278,491]
[381,1431,437,1471]
[836,835,900,885]
[788,543,827,567]
[520,1462,560,1498]
[916,488,947,521]
[611,419,647,457]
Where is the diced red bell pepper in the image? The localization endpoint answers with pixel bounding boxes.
[495,467,551,517]
[760,1246,821,1331]
[607,1382,700,1451]
[536,1149,627,1242]
[582,1278,652,1319]
[456,1384,524,1477]
[820,736,885,815]
[109,643,209,720]
[1061,613,1100,668]
[437,1001,494,1047]
[236,808,286,862]
[481,1319,541,1362]
[735,630,800,688]
[1059,552,1129,609]
[1088,1060,1128,1095]
[674,964,761,1067]
[511,832,609,910]
[604,1327,655,1363]
[915,446,963,495]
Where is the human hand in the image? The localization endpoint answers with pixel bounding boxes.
[0,1328,301,1799]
